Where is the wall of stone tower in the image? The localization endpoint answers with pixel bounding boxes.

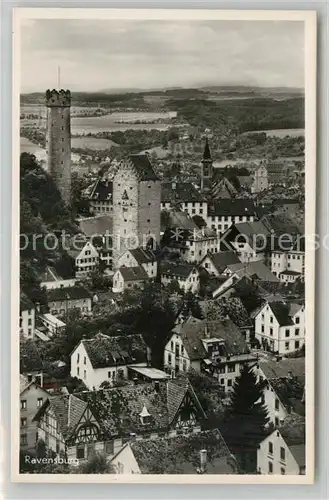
[139,180,161,247]
[112,161,161,269]
[112,164,139,267]
[46,90,71,205]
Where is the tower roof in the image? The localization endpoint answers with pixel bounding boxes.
[202,137,212,161]
[128,154,159,181]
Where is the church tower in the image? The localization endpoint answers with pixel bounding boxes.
[112,154,161,268]
[201,137,213,192]
[45,89,71,204]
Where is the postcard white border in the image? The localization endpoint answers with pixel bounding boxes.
[11,7,317,484]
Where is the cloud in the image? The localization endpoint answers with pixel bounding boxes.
[20,19,305,92]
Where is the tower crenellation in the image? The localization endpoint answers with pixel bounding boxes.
[46,89,71,107]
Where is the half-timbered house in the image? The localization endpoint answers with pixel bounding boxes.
[33,378,207,465]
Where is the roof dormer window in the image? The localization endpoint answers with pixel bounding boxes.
[139,405,151,425]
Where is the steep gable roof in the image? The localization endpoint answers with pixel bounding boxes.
[129,247,157,265]
[77,378,205,438]
[225,261,279,283]
[47,285,92,303]
[201,251,240,274]
[209,199,256,217]
[80,333,148,369]
[129,429,238,474]
[118,266,149,282]
[259,357,305,381]
[127,154,159,181]
[173,316,250,361]
[33,393,88,439]
[161,263,197,279]
[88,178,113,201]
[161,182,205,203]
[268,301,295,326]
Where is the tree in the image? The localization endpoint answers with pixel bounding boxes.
[74,452,115,474]
[222,364,269,472]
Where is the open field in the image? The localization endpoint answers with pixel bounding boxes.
[245,128,304,138]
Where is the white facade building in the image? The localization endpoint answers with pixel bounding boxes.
[254,301,305,354]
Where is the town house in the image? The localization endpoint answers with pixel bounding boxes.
[254,301,305,354]
[221,220,270,263]
[20,295,35,339]
[70,332,150,390]
[164,316,256,393]
[33,378,207,465]
[271,237,305,283]
[67,240,100,278]
[199,251,240,277]
[112,266,150,294]
[207,199,256,235]
[257,414,305,475]
[161,181,208,219]
[109,429,238,475]
[253,357,305,427]
[161,263,200,294]
[20,375,50,452]
[87,178,113,215]
[116,247,158,279]
[47,285,93,318]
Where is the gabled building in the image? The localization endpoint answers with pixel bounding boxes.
[67,240,99,278]
[47,285,93,318]
[33,378,207,464]
[112,265,150,294]
[207,199,256,235]
[116,247,157,279]
[253,357,305,427]
[20,375,50,452]
[20,295,35,339]
[271,237,305,282]
[70,332,149,389]
[109,429,238,474]
[212,176,238,200]
[161,263,200,294]
[254,301,305,354]
[199,251,240,277]
[162,226,221,264]
[164,316,255,392]
[40,266,77,290]
[221,220,271,263]
[20,340,44,387]
[161,181,208,219]
[87,178,113,215]
[257,414,305,475]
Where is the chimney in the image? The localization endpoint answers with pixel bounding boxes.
[35,302,41,313]
[200,449,207,472]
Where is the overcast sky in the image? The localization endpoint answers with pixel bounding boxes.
[21,19,305,93]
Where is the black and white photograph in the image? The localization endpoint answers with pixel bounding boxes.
[13,9,316,483]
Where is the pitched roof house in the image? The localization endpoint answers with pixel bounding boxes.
[47,285,93,317]
[257,414,305,475]
[254,300,305,355]
[70,332,149,389]
[33,378,208,464]
[112,265,150,293]
[253,357,305,426]
[109,429,238,474]
[164,316,255,393]
[161,263,200,293]
[199,251,240,277]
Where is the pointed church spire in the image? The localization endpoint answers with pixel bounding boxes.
[202,137,212,161]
